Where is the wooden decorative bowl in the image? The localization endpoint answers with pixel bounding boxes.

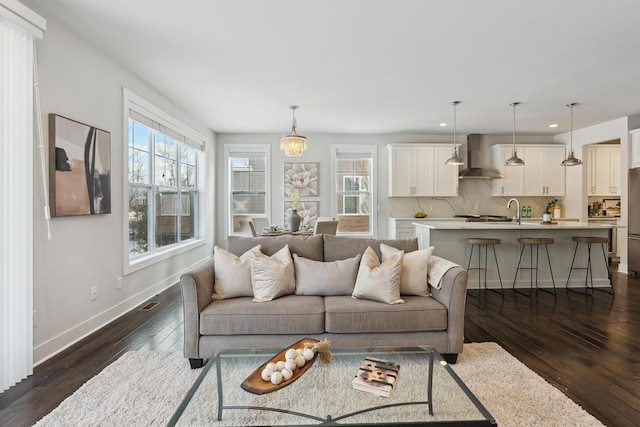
[240,338,319,395]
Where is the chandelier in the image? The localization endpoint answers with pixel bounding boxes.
[280,105,307,157]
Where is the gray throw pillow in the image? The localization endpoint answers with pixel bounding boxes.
[293,253,362,296]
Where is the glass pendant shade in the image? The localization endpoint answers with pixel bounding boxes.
[505,102,524,166]
[280,105,307,157]
[561,103,582,166]
[445,101,464,165]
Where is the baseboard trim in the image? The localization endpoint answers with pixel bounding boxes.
[33,276,176,367]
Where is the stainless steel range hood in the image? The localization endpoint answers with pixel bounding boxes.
[458,134,503,180]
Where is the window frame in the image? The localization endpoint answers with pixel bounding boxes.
[122,88,206,274]
[331,144,377,237]
[224,144,271,237]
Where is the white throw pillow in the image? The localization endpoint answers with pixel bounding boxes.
[381,243,434,296]
[250,245,296,302]
[352,246,404,304]
[212,245,260,299]
[293,253,362,296]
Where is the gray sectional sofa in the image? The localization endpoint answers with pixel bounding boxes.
[180,234,468,368]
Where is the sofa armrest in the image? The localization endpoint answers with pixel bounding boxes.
[180,257,214,359]
[430,266,468,354]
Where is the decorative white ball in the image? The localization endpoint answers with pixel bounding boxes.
[303,348,315,361]
[266,362,277,371]
[261,367,273,381]
[296,348,304,356]
[285,349,297,360]
[270,371,283,385]
[275,360,286,371]
[295,354,306,368]
[281,368,293,381]
[285,359,297,371]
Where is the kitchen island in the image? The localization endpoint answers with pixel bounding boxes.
[415,221,618,290]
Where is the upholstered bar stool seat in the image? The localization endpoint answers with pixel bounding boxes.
[512,237,557,297]
[466,238,504,297]
[566,236,613,296]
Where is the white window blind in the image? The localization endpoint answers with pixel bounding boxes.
[0,1,45,392]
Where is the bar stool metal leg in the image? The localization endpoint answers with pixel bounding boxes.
[513,238,556,297]
[466,239,504,298]
[567,237,614,296]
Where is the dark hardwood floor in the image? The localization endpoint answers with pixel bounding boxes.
[1,267,639,426]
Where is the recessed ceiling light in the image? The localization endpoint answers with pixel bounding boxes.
[549,123,558,128]
[440,122,447,127]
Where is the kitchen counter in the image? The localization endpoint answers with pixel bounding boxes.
[414,221,617,291]
[413,220,620,230]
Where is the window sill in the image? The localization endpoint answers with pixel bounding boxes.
[124,238,207,275]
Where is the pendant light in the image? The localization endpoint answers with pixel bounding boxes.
[504,102,525,166]
[280,105,307,157]
[561,103,583,166]
[445,101,464,166]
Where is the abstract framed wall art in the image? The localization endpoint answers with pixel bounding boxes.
[284,162,318,196]
[49,114,111,217]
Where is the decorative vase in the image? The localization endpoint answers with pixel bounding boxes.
[288,209,300,232]
[542,209,552,223]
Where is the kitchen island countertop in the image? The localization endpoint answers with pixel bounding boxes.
[413,221,623,230]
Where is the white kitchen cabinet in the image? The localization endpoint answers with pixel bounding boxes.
[491,145,525,196]
[631,129,640,168]
[491,144,565,196]
[387,144,458,197]
[388,219,423,239]
[523,145,566,196]
[588,145,620,196]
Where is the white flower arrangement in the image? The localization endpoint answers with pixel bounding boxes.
[286,187,300,210]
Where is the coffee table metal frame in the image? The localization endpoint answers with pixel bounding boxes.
[168,345,495,426]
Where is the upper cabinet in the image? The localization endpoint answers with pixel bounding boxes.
[491,144,566,197]
[588,145,620,196]
[387,144,459,197]
[631,129,640,169]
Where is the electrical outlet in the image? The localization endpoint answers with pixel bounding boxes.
[33,309,38,328]
[90,286,98,301]
[116,276,123,290]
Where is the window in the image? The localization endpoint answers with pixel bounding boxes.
[124,89,205,269]
[332,145,376,236]
[225,145,270,235]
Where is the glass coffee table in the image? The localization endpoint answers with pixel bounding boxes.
[168,345,495,426]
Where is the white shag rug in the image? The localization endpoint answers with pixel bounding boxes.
[33,343,604,427]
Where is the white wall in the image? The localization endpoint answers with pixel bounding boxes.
[30,10,215,364]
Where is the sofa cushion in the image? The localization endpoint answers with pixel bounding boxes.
[352,247,404,304]
[323,235,418,262]
[293,253,361,296]
[200,295,325,335]
[212,245,260,299]
[324,296,448,333]
[227,234,324,260]
[381,243,434,296]
[250,245,295,302]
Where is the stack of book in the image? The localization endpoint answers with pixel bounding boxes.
[351,357,400,398]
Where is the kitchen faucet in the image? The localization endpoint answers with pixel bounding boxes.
[507,198,521,225]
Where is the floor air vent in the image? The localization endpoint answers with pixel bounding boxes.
[139,301,159,311]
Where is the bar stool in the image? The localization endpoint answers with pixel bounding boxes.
[512,238,557,297]
[466,238,504,297]
[566,236,614,296]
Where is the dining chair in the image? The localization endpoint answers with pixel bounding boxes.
[313,220,339,235]
[251,217,271,234]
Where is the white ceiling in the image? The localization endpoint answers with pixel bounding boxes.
[32,0,640,136]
